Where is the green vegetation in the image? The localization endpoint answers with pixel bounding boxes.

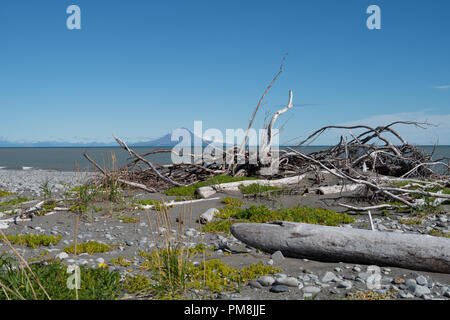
[346,289,397,300]
[139,245,281,298]
[39,178,53,199]
[110,256,132,267]
[0,198,30,207]
[63,241,113,255]
[0,257,123,300]
[138,199,173,211]
[118,215,140,224]
[123,274,152,295]
[2,234,62,248]
[222,197,244,207]
[238,183,280,195]
[204,205,355,233]
[0,190,16,197]
[164,175,258,198]
[428,229,450,238]
[399,217,422,225]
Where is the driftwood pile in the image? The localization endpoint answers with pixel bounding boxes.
[83,55,449,210]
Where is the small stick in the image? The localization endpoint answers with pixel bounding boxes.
[368,210,375,232]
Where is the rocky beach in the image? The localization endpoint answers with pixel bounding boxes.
[1,168,449,300]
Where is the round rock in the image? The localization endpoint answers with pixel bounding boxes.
[275,277,299,287]
[257,276,275,287]
[270,285,289,293]
[302,286,321,294]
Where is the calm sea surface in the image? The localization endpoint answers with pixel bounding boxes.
[0,146,449,172]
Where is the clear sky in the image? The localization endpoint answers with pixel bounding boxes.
[1,0,449,145]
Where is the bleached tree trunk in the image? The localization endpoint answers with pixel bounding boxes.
[231,221,450,273]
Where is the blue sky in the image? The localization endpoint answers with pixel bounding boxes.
[0,0,449,145]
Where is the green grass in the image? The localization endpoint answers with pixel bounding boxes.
[221,197,244,207]
[0,198,30,207]
[139,246,281,298]
[238,183,281,195]
[3,234,62,248]
[63,241,113,255]
[428,229,450,238]
[0,190,16,197]
[118,215,140,224]
[203,205,355,233]
[399,217,422,225]
[164,175,258,198]
[0,257,123,300]
[138,199,173,211]
[39,178,53,199]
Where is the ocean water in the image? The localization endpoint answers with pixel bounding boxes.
[0,146,449,172]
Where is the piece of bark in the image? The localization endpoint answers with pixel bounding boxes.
[231,221,450,273]
[199,208,219,224]
[316,184,365,195]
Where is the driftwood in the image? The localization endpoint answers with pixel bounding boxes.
[197,174,306,198]
[231,221,450,273]
[199,208,219,224]
[82,55,448,212]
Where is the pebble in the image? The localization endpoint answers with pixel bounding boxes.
[337,281,353,290]
[257,276,275,287]
[56,252,69,259]
[96,258,105,264]
[414,285,431,297]
[352,266,361,272]
[270,285,289,293]
[275,277,299,287]
[399,292,414,299]
[248,280,263,289]
[405,279,417,292]
[271,250,285,260]
[392,277,405,285]
[320,272,337,283]
[302,286,321,294]
[416,275,428,286]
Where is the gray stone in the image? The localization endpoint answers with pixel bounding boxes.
[56,252,68,259]
[270,285,289,293]
[399,292,414,299]
[414,285,431,297]
[271,250,285,260]
[320,272,337,283]
[352,266,362,272]
[416,275,428,286]
[275,277,299,287]
[337,281,353,290]
[248,280,263,289]
[302,286,321,294]
[257,276,275,287]
[405,279,417,292]
[357,273,372,281]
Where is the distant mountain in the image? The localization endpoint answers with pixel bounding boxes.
[0,140,116,147]
[131,128,217,147]
[0,128,220,148]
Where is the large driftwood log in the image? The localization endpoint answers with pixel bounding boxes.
[231,221,450,273]
[196,174,307,198]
